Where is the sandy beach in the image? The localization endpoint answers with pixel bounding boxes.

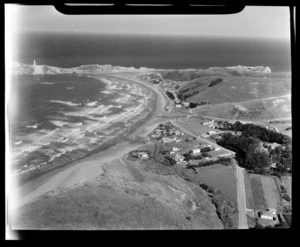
[10,72,173,212]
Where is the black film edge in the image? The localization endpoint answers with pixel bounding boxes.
[53,3,246,15]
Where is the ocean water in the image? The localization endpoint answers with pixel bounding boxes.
[9,74,155,178]
[15,32,291,72]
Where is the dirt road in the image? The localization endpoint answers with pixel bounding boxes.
[235,164,248,229]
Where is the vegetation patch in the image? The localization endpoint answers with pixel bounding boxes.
[200,183,238,229]
[250,175,266,210]
[244,170,255,210]
[196,164,237,203]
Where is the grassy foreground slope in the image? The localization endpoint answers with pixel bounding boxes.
[14,158,223,230]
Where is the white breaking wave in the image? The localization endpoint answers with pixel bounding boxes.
[66,87,74,89]
[86,101,98,106]
[26,125,38,129]
[40,82,55,85]
[14,141,22,145]
[49,100,81,107]
[50,120,69,127]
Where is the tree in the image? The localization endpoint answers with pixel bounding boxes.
[244,151,271,173]
[166,91,175,100]
[189,102,198,108]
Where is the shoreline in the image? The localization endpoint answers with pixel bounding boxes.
[11,72,169,210]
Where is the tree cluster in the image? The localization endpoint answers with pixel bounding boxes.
[208,78,223,87]
[216,126,292,175]
[166,91,175,100]
[219,121,291,145]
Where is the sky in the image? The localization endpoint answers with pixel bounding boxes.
[6,5,291,39]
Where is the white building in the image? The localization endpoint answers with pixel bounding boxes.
[175,130,181,135]
[175,104,182,108]
[214,147,221,151]
[162,137,171,143]
[174,154,185,163]
[172,147,180,152]
[207,131,216,135]
[217,153,232,158]
[192,148,201,154]
[261,214,273,220]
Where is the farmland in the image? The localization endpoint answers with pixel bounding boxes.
[175,118,216,136]
[250,174,266,211]
[192,95,291,121]
[260,176,282,211]
[186,76,291,104]
[197,164,237,203]
[243,170,255,210]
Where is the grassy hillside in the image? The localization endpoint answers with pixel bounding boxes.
[159,68,290,82]
[193,96,291,121]
[186,77,291,104]
[14,158,223,230]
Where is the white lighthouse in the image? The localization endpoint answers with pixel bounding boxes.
[33,60,36,66]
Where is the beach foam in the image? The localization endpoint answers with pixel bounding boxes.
[50,100,81,107]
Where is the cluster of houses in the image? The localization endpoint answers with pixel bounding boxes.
[129,151,149,160]
[166,142,232,165]
[150,123,185,143]
[201,119,216,129]
[142,73,162,84]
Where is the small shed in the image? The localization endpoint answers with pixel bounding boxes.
[192,148,201,154]
[172,147,180,152]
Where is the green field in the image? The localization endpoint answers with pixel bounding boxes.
[250,175,266,211]
[193,96,291,121]
[176,118,215,136]
[197,164,237,203]
[187,76,290,104]
[260,176,281,211]
[243,170,255,210]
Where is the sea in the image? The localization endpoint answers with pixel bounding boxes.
[15,32,291,72]
[9,73,155,180]
[9,32,291,180]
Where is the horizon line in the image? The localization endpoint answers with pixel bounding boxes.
[14,30,290,41]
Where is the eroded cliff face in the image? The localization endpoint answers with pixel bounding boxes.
[11,62,152,75]
[13,159,223,230]
[11,62,271,76]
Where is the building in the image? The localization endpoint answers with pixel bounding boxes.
[213,135,222,141]
[139,152,149,159]
[259,209,277,222]
[175,130,181,135]
[174,154,185,163]
[162,137,171,143]
[130,151,149,160]
[214,147,221,151]
[201,133,210,138]
[217,153,232,158]
[183,102,190,107]
[172,147,180,152]
[192,148,201,154]
[207,131,217,135]
[175,104,182,108]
